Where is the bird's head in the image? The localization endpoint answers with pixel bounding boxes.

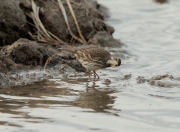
[107,57,121,68]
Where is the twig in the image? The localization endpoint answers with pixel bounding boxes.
[44,52,61,73]
[57,0,86,44]
[29,0,68,45]
[65,0,87,44]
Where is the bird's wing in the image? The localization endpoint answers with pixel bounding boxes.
[78,48,111,63]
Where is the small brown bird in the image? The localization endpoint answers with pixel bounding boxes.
[60,47,121,80]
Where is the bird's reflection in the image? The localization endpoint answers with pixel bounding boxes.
[75,81,120,115]
[58,76,119,114]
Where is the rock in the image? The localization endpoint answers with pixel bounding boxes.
[88,31,123,47]
[104,79,111,86]
[136,74,180,88]
[136,76,149,83]
[0,0,29,45]
[0,0,116,45]
[153,0,168,3]
[23,0,114,43]
[149,80,180,88]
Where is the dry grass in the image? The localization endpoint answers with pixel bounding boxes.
[65,0,86,43]
[57,0,87,44]
[29,0,87,45]
[28,0,68,45]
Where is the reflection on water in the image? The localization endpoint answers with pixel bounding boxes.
[0,80,120,130]
[0,81,119,112]
[79,82,119,114]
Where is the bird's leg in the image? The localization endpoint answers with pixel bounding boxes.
[93,71,100,79]
[86,71,92,81]
[93,71,96,79]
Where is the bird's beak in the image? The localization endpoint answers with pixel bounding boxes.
[112,60,118,68]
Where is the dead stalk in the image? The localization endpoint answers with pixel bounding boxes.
[29,0,68,45]
[65,0,87,43]
[57,0,87,44]
[44,52,61,73]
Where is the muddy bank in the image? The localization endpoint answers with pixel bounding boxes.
[0,38,82,88]
[0,0,123,88]
[0,0,114,45]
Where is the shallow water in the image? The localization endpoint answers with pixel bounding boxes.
[1,0,180,131]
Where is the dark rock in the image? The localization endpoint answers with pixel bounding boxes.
[136,76,149,84]
[88,32,123,47]
[154,0,168,3]
[0,0,29,45]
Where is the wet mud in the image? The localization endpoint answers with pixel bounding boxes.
[137,74,180,88]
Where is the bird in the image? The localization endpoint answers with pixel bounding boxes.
[60,47,121,81]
